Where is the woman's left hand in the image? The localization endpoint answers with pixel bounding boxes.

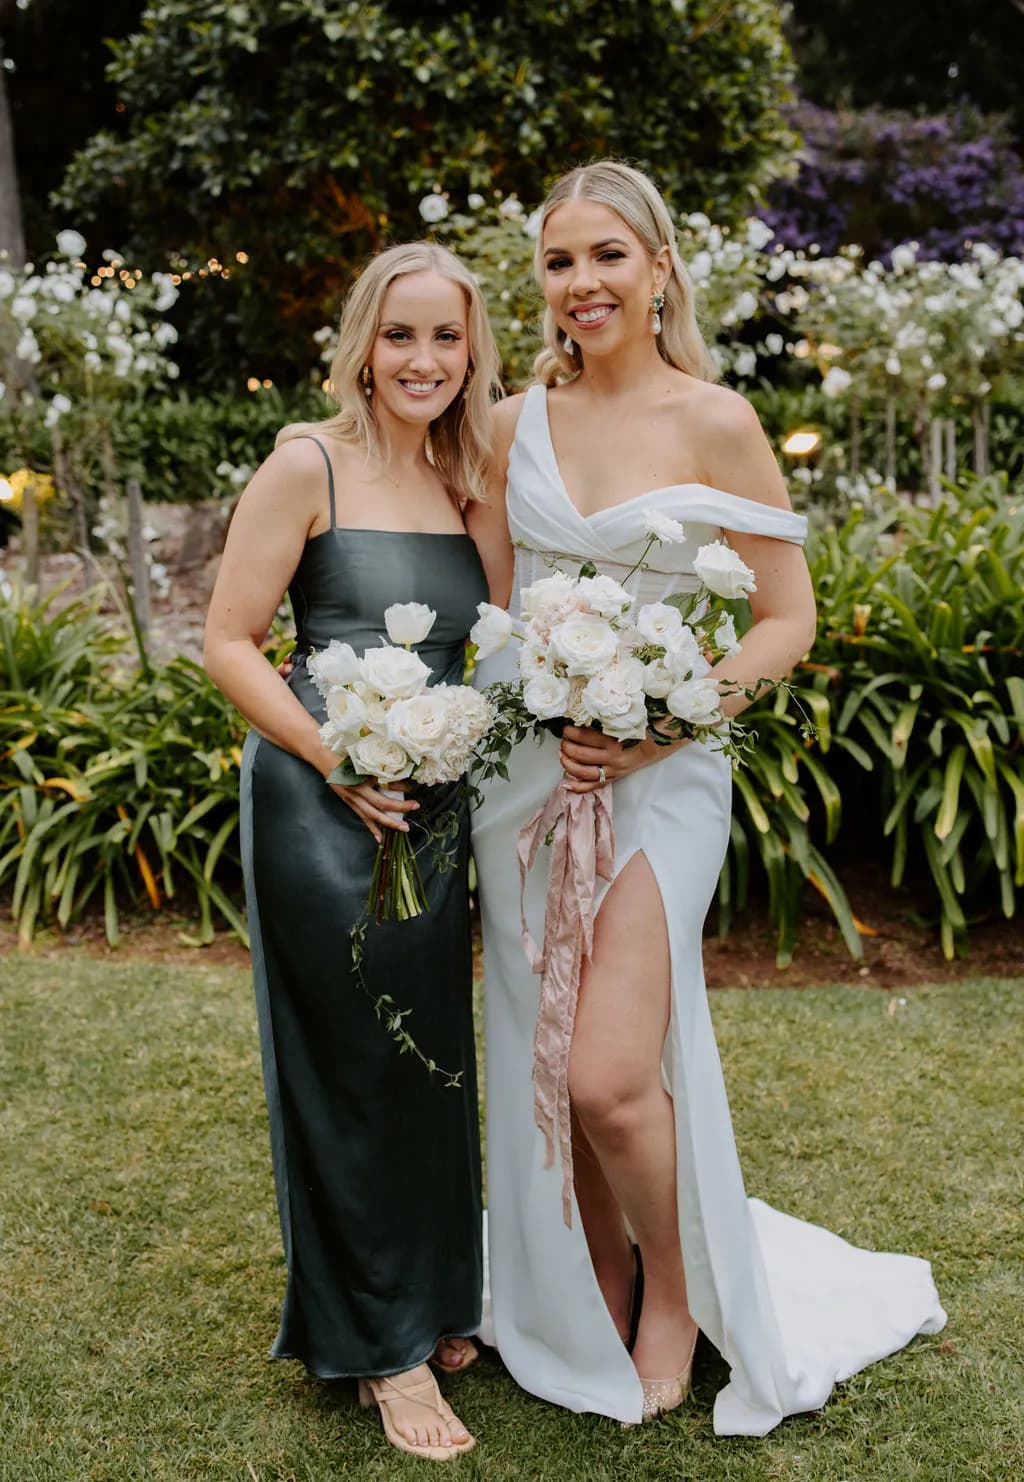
[560,724,682,793]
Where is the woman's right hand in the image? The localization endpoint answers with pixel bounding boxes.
[328,778,419,845]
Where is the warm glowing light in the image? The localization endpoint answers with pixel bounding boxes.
[235,251,249,264]
[262,378,273,389]
[171,274,182,285]
[0,479,13,504]
[90,275,102,286]
[246,377,261,392]
[182,271,193,281]
[782,429,822,458]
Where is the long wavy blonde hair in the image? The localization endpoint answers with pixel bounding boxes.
[531,161,717,388]
[278,241,502,502]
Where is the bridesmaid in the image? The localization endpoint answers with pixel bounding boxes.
[204,241,501,1462]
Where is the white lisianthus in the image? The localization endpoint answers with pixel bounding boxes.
[470,601,514,658]
[523,672,571,720]
[56,228,87,259]
[693,540,757,599]
[384,601,437,647]
[644,511,686,544]
[714,611,742,657]
[548,613,619,677]
[418,193,449,224]
[520,570,577,621]
[361,644,431,700]
[348,734,411,783]
[576,573,633,619]
[636,601,684,648]
[386,691,452,763]
[308,639,363,693]
[320,686,368,748]
[666,677,721,725]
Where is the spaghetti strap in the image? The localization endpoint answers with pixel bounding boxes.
[296,435,337,529]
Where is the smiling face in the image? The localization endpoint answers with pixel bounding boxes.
[541,199,669,359]
[368,270,471,427]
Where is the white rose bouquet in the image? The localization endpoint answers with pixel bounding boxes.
[471,518,755,767]
[309,602,495,926]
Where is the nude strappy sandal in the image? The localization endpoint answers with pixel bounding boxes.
[357,1368,477,1461]
[430,1336,480,1375]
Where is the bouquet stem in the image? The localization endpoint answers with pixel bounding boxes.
[368,826,429,925]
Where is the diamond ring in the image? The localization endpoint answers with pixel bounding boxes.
[598,766,607,784]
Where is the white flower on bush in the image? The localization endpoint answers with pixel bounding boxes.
[309,639,364,693]
[548,613,619,677]
[14,329,40,364]
[499,196,524,219]
[43,392,72,428]
[348,734,411,782]
[0,269,15,299]
[470,601,514,658]
[746,218,774,251]
[523,672,571,720]
[636,601,683,648]
[927,372,948,392]
[361,644,432,700]
[644,511,686,544]
[763,332,784,357]
[666,676,720,724]
[418,193,449,224]
[693,540,757,598]
[385,690,452,763]
[384,601,436,647]
[467,192,485,210]
[821,365,853,399]
[523,208,543,239]
[576,573,633,619]
[11,295,35,324]
[56,229,87,259]
[733,345,757,379]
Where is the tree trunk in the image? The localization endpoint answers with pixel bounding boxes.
[51,423,97,588]
[20,479,38,587]
[944,417,957,483]
[849,394,861,477]
[972,400,990,479]
[126,476,151,634]
[928,416,944,503]
[0,36,26,266]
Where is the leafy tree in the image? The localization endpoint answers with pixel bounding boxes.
[58,0,795,384]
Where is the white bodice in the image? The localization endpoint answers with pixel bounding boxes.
[506,384,807,617]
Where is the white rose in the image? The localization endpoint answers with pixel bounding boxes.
[418,193,449,224]
[636,602,684,648]
[693,540,757,599]
[599,695,650,742]
[348,734,411,782]
[548,613,619,677]
[666,677,721,725]
[523,672,571,721]
[470,601,514,658]
[520,570,577,621]
[576,573,633,619]
[386,690,451,763]
[384,601,436,646]
[361,644,431,700]
[644,511,686,544]
[580,658,646,728]
[56,228,87,259]
[320,686,368,748]
[308,640,364,694]
[714,611,742,657]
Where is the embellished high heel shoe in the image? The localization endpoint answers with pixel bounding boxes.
[638,1324,700,1422]
[357,1367,476,1461]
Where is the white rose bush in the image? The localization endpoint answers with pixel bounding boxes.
[308,604,495,927]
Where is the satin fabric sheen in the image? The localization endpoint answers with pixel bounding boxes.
[240,499,487,1377]
[472,386,946,1433]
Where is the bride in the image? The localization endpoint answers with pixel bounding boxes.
[467,160,945,1434]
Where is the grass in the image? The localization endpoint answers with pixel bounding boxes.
[1,955,1022,1482]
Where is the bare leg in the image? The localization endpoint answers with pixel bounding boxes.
[568,852,698,1380]
[572,1112,634,1344]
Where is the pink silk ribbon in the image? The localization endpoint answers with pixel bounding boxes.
[518,779,615,1227]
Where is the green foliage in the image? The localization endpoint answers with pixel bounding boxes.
[58,0,796,383]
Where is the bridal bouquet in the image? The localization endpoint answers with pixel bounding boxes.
[468,517,759,1223]
[309,602,495,925]
[470,515,756,757]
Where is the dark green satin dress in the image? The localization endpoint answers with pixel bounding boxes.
[239,437,485,1378]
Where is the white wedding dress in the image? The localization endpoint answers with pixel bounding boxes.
[471,385,946,1436]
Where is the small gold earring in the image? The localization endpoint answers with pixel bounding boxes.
[360,364,373,396]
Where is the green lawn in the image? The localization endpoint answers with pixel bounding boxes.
[1,956,1021,1482]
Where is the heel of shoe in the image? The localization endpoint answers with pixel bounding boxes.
[356,1378,374,1409]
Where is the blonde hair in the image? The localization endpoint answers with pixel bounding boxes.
[531,161,717,387]
[278,241,502,502]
